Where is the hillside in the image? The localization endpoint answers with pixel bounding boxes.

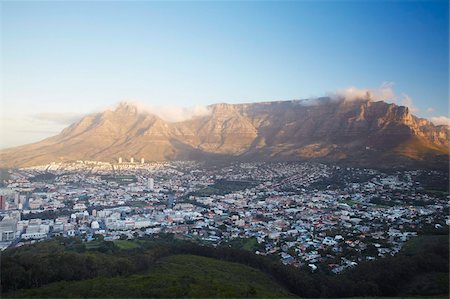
[1,233,448,298]
[5,254,293,298]
[0,98,448,168]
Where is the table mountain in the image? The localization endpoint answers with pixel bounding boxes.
[1,98,448,168]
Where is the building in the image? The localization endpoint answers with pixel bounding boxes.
[147,178,154,190]
[91,221,100,229]
[118,157,123,164]
[0,219,17,241]
[130,157,134,163]
[21,232,47,240]
[167,194,175,208]
[0,195,5,210]
[29,198,43,210]
[141,158,145,164]
[14,193,20,205]
[0,188,15,210]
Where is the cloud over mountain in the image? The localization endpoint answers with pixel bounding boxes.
[110,101,212,122]
[31,112,84,125]
[328,83,420,114]
[430,116,450,126]
[333,82,397,102]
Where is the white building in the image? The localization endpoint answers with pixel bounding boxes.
[91,221,100,229]
[0,219,17,241]
[148,178,154,190]
[21,232,46,240]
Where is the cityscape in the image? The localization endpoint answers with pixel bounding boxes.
[1,160,448,275]
[1,0,448,298]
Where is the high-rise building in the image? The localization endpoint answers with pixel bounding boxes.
[0,195,5,210]
[14,192,20,205]
[118,157,123,164]
[130,157,134,163]
[141,158,145,164]
[147,178,154,190]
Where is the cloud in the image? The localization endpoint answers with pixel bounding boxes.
[29,101,212,126]
[330,82,397,103]
[16,129,61,134]
[31,112,84,125]
[114,100,211,122]
[400,94,419,113]
[430,116,450,126]
[326,82,420,113]
[148,104,211,122]
[426,107,434,113]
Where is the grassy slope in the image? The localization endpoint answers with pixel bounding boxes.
[113,239,141,250]
[5,254,294,298]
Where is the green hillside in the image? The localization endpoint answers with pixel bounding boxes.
[5,254,293,298]
[1,232,448,298]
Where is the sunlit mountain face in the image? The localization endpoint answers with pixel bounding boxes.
[1,98,448,169]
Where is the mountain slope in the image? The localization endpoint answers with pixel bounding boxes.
[0,99,448,168]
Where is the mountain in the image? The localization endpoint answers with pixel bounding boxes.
[0,98,448,168]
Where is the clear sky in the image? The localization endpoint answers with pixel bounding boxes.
[1,0,449,148]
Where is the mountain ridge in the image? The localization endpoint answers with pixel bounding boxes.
[1,98,448,169]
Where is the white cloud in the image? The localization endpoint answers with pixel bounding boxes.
[148,104,211,122]
[328,82,420,113]
[333,86,373,102]
[31,112,84,125]
[113,100,211,122]
[430,116,450,126]
[330,82,397,103]
[400,94,419,113]
[426,107,434,113]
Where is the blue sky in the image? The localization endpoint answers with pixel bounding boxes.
[1,1,449,148]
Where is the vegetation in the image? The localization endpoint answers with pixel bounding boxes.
[28,172,57,182]
[126,200,149,208]
[415,171,449,192]
[113,239,141,250]
[189,180,257,196]
[6,255,292,298]
[1,233,448,298]
[343,234,449,297]
[0,168,11,187]
[339,198,359,207]
[223,237,261,252]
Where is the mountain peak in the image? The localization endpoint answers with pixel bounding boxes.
[114,102,139,115]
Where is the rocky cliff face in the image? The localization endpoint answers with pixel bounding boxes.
[173,103,258,154]
[0,99,448,168]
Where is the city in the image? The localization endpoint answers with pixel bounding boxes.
[1,160,448,275]
[1,0,449,297]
